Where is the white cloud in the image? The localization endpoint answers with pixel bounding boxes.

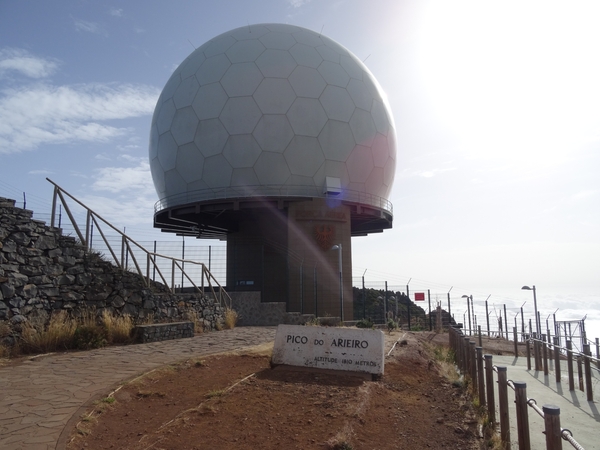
[73,18,106,36]
[0,48,58,79]
[28,169,53,175]
[288,0,311,7]
[0,82,160,154]
[109,8,123,17]
[92,158,154,194]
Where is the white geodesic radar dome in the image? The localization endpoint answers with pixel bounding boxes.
[149,23,396,208]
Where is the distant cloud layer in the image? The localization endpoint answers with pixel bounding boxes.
[0,48,58,79]
[0,48,159,154]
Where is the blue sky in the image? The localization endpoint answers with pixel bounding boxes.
[1,0,599,302]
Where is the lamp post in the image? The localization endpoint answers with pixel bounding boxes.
[462,295,473,336]
[522,285,539,336]
[331,244,343,322]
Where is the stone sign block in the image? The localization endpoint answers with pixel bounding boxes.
[272,324,384,375]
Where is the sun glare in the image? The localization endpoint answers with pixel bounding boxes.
[417,1,600,165]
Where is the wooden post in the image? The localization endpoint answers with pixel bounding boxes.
[553,337,561,383]
[566,340,574,391]
[478,325,483,347]
[484,355,495,425]
[476,346,485,407]
[543,405,562,450]
[497,367,511,449]
[513,327,518,357]
[470,341,477,394]
[577,355,584,391]
[583,344,593,401]
[514,382,531,450]
[542,334,549,376]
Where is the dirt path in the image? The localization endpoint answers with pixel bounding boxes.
[67,331,480,450]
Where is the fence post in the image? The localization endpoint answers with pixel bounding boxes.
[476,346,485,407]
[484,355,495,425]
[566,340,574,391]
[497,366,511,449]
[514,382,531,450]
[553,337,561,383]
[576,355,584,391]
[513,327,518,357]
[583,344,593,402]
[478,325,483,347]
[464,337,471,376]
[542,334,549,376]
[596,337,600,370]
[543,405,562,450]
[470,341,477,394]
[548,332,553,362]
[526,335,531,370]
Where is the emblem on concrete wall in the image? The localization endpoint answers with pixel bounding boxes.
[314,224,335,251]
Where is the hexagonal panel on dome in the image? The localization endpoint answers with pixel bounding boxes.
[318,61,350,87]
[219,97,262,135]
[226,40,266,63]
[253,78,295,114]
[313,159,350,188]
[372,133,390,168]
[192,82,228,120]
[196,53,231,85]
[349,108,376,147]
[254,152,290,185]
[371,99,391,135]
[180,51,206,79]
[149,124,159,160]
[231,167,260,187]
[289,43,323,68]
[157,74,181,105]
[223,134,262,168]
[171,107,199,145]
[229,25,270,41]
[256,49,297,78]
[365,166,384,197]
[203,154,232,188]
[284,136,325,177]
[173,76,200,109]
[150,159,166,195]
[286,174,317,187]
[316,45,340,63]
[346,145,374,183]
[320,85,355,122]
[156,99,176,135]
[194,118,229,158]
[383,156,395,189]
[340,54,363,80]
[318,120,356,162]
[259,31,297,50]
[164,168,188,196]
[292,30,323,47]
[176,142,204,183]
[287,98,328,137]
[289,66,326,98]
[253,115,294,152]
[157,132,178,171]
[221,62,263,97]
[202,35,236,58]
[347,78,372,111]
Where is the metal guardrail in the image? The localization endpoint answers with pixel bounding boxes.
[153,184,394,215]
[449,326,587,450]
[46,178,231,308]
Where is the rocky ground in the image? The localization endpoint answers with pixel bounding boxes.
[65,331,494,450]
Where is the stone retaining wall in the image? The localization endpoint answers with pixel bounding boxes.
[133,321,194,343]
[0,196,224,347]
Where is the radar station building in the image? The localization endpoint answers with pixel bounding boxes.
[149,24,396,320]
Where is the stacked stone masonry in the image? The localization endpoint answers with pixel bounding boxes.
[0,197,224,346]
[133,321,194,343]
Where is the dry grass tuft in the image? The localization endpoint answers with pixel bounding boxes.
[101,311,133,344]
[223,308,238,330]
[20,311,77,354]
[184,309,204,334]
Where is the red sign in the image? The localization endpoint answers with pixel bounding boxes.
[414,292,425,301]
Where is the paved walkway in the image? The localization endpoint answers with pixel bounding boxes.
[492,355,600,449]
[0,327,276,450]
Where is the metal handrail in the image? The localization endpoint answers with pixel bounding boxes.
[46,178,231,308]
[153,184,394,214]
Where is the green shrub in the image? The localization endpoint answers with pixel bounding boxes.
[356,318,374,329]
